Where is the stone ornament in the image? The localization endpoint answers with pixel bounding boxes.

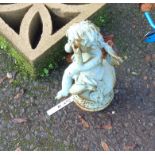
[56,20,122,112]
[0,4,104,76]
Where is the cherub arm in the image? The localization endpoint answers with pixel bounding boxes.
[73,47,102,72]
[80,55,102,71]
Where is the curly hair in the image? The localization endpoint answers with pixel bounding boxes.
[66,20,105,49]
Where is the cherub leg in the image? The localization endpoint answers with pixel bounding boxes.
[56,63,78,100]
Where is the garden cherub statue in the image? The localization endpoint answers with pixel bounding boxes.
[55,20,122,111]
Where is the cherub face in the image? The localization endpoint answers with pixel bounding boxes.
[65,36,81,53]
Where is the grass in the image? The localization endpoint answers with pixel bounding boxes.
[90,4,112,28]
[0,35,35,77]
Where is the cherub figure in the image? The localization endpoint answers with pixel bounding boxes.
[56,20,122,111]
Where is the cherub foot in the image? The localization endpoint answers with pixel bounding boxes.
[55,90,69,100]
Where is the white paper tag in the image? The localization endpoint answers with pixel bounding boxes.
[47,96,74,116]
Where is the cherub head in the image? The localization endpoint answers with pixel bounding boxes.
[64,20,105,53]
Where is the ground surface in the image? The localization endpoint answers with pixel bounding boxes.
[0,4,155,151]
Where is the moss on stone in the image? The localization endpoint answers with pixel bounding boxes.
[0,35,35,77]
[0,35,66,78]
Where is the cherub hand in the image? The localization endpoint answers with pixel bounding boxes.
[72,46,81,54]
[55,90,69,100]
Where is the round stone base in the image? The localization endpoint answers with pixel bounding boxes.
[72,91,114,112]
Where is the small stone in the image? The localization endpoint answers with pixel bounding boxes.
[131,72,138,75]
[151,54,155,60]
[30,97,34,103]
[148,122,153,127]
[124,144,136,151]
[0,76,6,84]
[9,79,14,84]
[144,55,151,62]
[25,134,31,140]
[20,108,25,114]
[125,82,128,87]
[143,76,148,80]
[124,55,128,60]
[127,68,130,73]
[64,140,69,145]
[33,147,39,151]
[112,111,115,114]
[34,131,38,136]
[83,144,89,150]
[101,141,110,151]
[114,89,119,94]
[149,77,152,80]
[15,147,21,151]
[124,122,129,127]
[30,144,34,150]
[6,72,13,79]
[15,87,20,92]
[132,24,136,28]
[11,131,18,136]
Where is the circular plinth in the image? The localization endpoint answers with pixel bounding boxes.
[72,91,114,112]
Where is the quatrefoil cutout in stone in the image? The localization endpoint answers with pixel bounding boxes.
[0,3,104,75]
